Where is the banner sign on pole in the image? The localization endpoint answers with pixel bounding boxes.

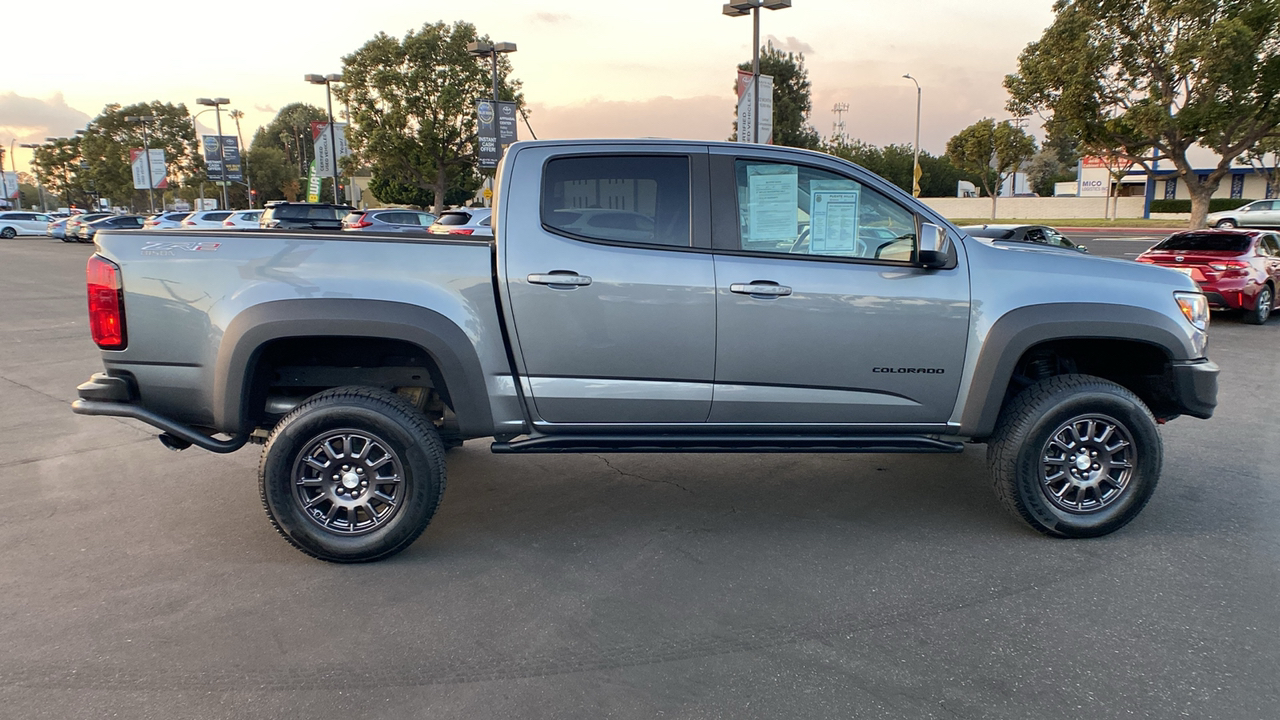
[311,122,350,177]
[307,160,321,203]
[476,100,519,170]
[736,70,774,144]
[0,172,18,201]
[130,148,168,190]
[202,135,243,183]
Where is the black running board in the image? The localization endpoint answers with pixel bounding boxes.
[491,434,964,454]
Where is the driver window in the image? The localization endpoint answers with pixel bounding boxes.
[733,160,916,261]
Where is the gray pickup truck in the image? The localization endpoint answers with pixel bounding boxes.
[73,139,1218,562]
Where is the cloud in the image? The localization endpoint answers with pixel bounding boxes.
[766,35,815,55]
[529,12,570,23]
[528,95,734,142]
[0,92,92,144]
[254,103,276,114]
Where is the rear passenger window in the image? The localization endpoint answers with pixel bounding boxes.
[733,159,917,262]
[542,155,690,247]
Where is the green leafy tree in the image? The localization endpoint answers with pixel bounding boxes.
[251,103,329,179]
[1005,0,1280,228]
[732,42,821,149]
[77,102,201,211]
[823,137,983,197]
[945,118,1037,218]
[31,137,90,210]
[1026,148,1078,197]
[242,146,294,203]
[368,166,480,208]
[335,21,523,213]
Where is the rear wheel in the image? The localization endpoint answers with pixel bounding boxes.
[987,375,1162,538]
[1215,219,1238,229]
[259,386,447,562]
[1244,285,1273,325]
[0,227,15,239]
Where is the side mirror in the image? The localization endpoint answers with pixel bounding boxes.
[918,222,952,268]
[1077,245,1089,253]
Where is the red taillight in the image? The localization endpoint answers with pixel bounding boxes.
[87,255,126,349]
[349,214,373,229]
[448,228,475,235]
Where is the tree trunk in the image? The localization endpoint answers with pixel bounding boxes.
[991,192,998,220]
[431,163,448,215]
[1188,188,1212,229]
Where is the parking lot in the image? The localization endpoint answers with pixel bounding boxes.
[1,235,1277,719]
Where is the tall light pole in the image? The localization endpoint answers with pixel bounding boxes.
[723,1,791,144]
[0,143,10,210]
[467,40,518,176]
[305,74,344,204]
[196,98,231,210]
[903,74,922,197]
[19,143,48,211]
[124,116,158,214]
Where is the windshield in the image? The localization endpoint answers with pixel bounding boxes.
[963,226,1016,240]
[1152,233,1251,253]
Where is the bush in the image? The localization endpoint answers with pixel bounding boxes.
[1149,198,1255,213]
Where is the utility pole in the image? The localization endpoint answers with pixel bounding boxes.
[229,109,252,208]
[196,98,231,210]
[904,75,922,197]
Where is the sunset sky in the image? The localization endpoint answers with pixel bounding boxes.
[2,0,1057,173]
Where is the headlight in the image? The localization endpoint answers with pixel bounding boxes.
[1175,292,1209,331]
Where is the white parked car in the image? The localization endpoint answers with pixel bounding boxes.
[0,211,55,238]
[221,210,263,228]
[179,210,234,229]
[144,211,193,229]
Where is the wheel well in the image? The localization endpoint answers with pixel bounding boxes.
[1005,339,1180,419]
[244,336,455,436]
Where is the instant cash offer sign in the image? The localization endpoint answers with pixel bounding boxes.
[476,99,519,169]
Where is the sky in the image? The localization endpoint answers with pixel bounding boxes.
[1,0,1058,174]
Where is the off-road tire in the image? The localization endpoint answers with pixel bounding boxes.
[1243,285,1273,325]
[259,386,447,562]
[987,374,1162,538]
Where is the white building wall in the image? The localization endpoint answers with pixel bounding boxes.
[921,196,1147,219]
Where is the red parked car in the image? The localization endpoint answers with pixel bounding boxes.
[1136,229,1280,325]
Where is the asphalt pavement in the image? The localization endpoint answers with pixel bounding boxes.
[1,235,1277,719]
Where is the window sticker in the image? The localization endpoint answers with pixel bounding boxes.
[809,180,861,255]
[745,164,798,246]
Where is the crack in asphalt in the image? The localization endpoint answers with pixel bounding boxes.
[592,454,694,495]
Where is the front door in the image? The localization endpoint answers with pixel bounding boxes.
[503,146,716,424]
[708,152,970,425]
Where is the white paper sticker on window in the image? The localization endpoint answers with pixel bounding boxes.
[746,164,799,247]
[810,182,861,255]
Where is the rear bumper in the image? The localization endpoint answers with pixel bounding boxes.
[1170,360,1219,419]
[72,373,247,453]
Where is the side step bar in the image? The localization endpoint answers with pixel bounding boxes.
[491,434,965,454]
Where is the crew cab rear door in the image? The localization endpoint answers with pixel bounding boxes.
[706,149,971,424]
[500,144,716,424]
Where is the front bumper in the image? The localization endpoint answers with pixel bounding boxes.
[1170,360,1219,419]
[72,373,247,453]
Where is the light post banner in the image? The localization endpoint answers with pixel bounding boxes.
[130,148,168,190]
[736,70,774,144]
[221,136,243,184]
[497,101,518,150]
[202,135,224,183]
[476,99,500,169]
[311,122,350,177]
[1,172,18,201]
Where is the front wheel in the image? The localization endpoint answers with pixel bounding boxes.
[1215,219,1238,229]
[987,375,1162,538]
[259,386,447,562]
[1243,285,1273,325]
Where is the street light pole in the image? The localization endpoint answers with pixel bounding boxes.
[903,74,922,197]
[125,116,157,213]
[196,98,231,210]
[723,1,791,144]
[305,74,345,204]
[229,109,252,208]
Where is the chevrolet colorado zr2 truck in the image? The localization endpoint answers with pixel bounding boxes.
[71,139,1219,562]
